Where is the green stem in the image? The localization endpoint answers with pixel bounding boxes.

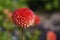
[23,28,26,40]
[20,28,23,40]
[20,28,25,40]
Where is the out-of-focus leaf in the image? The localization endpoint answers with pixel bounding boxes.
[2,31,11,40]
[3,19,15,30]
[53,0,59,8]
[0,15,3,21]
[45,3,52,10]
[0,30,4,40]
[26,31,32,39]
[32,30,41,40]
[0,6,4,11]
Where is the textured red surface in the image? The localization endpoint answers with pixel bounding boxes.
[47,31,56,40]
[12,8,35,28]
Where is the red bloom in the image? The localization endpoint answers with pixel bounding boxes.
[34,15,41,25]
[12,8,35,28]
[47,31,56,40]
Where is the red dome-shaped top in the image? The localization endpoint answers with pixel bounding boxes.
[12,8,35,28]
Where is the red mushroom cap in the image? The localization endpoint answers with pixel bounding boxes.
[12,8,35,28]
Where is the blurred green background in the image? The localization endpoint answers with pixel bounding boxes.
[0,0,60,40]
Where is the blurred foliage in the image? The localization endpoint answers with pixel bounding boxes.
[0,0,60,40]
[0,0,28,11]
[28,0,59,12]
